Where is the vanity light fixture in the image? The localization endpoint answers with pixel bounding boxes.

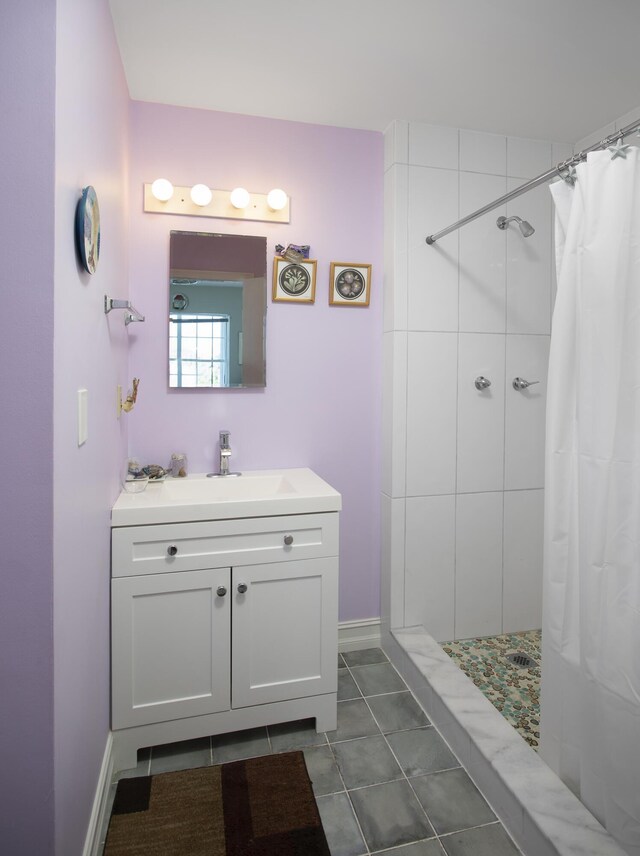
[267,188,287,211]
[151,178,174,202]
[143,181,290,223]
[230,187,250,209]
[190,184,213,206]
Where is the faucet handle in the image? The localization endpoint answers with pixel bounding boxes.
[219,430,230,445]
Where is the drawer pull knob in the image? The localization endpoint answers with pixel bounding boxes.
[167,544,178,556]
[237,583,248,594]
[216,586,227,597]
[284,534,294,546]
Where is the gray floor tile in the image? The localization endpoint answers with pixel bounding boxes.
[351,663,407,696]
[304,745,344,796]
[327,699,381,742]
[367,691,430,732]
[338,653,347,669]
[333,735,403,789]
[440,822,520,856]
[349,779,435,852]
[386,728,459,777]
[343,647,389,667]
[316,792,367,856]
[375,840,446,856]
[410,768,496,834]
[212,727,270,764]
[149,737,211,774]
[268,718,327,752]
[338,670,362,701]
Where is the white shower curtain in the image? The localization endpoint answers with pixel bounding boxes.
[541,148,640,855]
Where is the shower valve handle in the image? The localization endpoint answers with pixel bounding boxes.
[513,377,540,390]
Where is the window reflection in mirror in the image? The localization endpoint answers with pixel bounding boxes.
[169,231,267,388]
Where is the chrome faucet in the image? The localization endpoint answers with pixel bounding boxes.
[207,430,241,477]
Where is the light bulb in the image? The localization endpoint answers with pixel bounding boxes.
[190,184,212,206]
[230,187,250,209]
[267,188,287,211]
[151,178,174,202]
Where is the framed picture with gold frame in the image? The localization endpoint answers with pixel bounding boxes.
[272,257,317,303]
[329,262,371,307]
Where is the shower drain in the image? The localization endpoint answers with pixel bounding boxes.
[506,652,538,669]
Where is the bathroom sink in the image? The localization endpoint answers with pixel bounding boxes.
[111,468,341,526]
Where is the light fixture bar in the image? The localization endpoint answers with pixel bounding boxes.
[143,184,290,223]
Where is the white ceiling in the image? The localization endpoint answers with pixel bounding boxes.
[109,0,640,143]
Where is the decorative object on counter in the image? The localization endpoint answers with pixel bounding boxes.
[272,257,317,304]
[104,296,145,325]
[329,262,372,307]
[144,182,290,223]
[122,458,149,493]
[142,464,167,481]
[169,453,188,478]
[121,378,140,413]
[275,243,310,262]
[75,185,100,274]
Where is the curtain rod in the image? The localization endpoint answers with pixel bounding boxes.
[425,117,640,245]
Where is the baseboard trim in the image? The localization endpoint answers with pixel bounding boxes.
[338,617,381,652]
[82,732,114,856]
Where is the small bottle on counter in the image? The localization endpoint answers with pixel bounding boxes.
[170,453,188,478]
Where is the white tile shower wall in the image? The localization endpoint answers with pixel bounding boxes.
[383,119,556,642]
[458,171,507,333]
[405,494,456,640]
[455,491,504,639]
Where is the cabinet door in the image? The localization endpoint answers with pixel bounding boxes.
[231,557,338,708]
[112,568,231,728]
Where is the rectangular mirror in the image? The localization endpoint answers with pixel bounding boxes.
[169,230,267,388]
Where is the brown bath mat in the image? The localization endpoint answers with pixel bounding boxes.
[104,750,330,855]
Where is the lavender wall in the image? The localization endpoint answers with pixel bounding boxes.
[0,3,56,852]
[53,0,130,853]
[129,103,383,621]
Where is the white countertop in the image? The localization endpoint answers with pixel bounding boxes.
[111,468,341,526]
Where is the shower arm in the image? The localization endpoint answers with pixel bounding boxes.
[425,117,640,245]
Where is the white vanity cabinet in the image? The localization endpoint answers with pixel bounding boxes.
[110,495,340,773]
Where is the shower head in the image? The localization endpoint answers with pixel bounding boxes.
[496,215,535,237]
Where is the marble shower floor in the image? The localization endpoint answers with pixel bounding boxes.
[100,648,522,856]
[441,631,541,750]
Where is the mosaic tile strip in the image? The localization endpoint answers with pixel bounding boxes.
[442,630,541,749]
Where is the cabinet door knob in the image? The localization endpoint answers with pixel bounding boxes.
[237,583,248,594]
[167,544,178,556]
[216,585,227,597]
[284,534,294,546]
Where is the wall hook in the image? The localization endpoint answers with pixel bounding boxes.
[104,296,145,325]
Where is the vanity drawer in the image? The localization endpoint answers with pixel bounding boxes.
[111,512,339,577]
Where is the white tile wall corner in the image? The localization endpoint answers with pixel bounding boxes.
[405,494,455,641]
[506,180,552,335]
[406,332,458,497]
[503,489,544,632]
[408,165,459,331]
[409,122,458,170]
[459,130,506,175]
[384,120,409,170]
[383,164,409,333]
[456,333,505,494]
[381,493,407,630]
[507,137,552,179]
[459,172,507,333]
[504,335,550,491]
[382,331,408,497]
[455,491,504,639]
